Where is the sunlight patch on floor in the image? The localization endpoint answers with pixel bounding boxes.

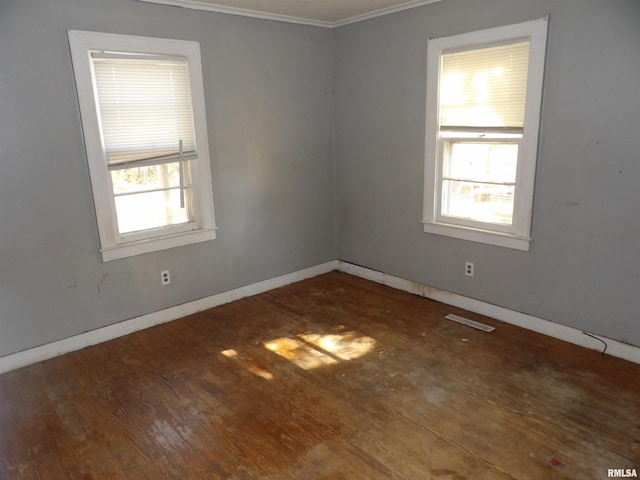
[220,348,273,380]
[298,332,376,361]
[264,331,376,370]
[244,363,274,380]
[265,337,339,370]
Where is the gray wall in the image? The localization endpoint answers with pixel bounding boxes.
[2,0,640,358]
[335,0,640,346]
[0,0,336,356]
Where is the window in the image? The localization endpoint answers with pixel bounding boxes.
[423,18,548,250]
[68,30,216,261]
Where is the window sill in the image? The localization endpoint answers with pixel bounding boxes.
[422,221,530,251]
[100,228,217,262]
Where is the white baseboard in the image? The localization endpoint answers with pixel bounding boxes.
[338,261,640,365]
[3,258,637,374]
[0,260,339,374]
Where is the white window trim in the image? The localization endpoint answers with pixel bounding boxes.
[68,30,216,262]
[423,17,548,251]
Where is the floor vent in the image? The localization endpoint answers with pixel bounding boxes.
[445,314,495,332]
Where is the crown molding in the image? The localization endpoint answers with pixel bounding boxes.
[333,0,444,27]
[136,0,445,28]
[136,0,333,27]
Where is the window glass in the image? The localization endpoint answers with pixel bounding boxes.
[68,31,216,261]
[423,18,548,250]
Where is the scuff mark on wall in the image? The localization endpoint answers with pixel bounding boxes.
[97,272,110,296]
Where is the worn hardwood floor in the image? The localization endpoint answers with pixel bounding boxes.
[1,272,638,479]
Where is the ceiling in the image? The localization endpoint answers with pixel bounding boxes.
[137,0,444,27]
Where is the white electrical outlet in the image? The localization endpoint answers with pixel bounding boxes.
[161,270,171,286]
[465,262,474,277]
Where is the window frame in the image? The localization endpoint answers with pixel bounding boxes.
[68,30,216,261]
[423,18,548,251]
[438,132,522,233]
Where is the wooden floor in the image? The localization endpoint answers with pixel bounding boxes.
[1,272,638,479]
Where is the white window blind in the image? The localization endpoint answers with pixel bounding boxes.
[69,30,217,261]
[439,41,530,129]
[91,53,196,166]
[424,18,548,251]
